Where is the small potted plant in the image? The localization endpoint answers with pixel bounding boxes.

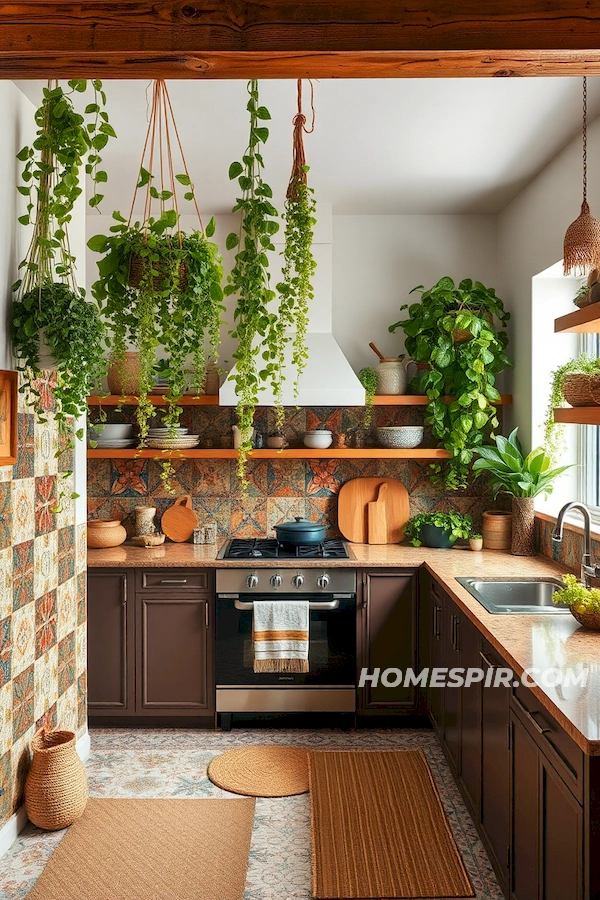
[552,574,600,630]
[404,511,472,548]
[473,428,572,556]
[469,532,483,551]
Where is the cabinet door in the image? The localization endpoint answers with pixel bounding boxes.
[480,643,511,889]
[429,590,444,732]
[459,613,482,817]
[358,570,418,713]
[87,569,134,713]
[540,754,583,900]
[443,605,461,771]
[136,593,214,715]
[510,710,540,900]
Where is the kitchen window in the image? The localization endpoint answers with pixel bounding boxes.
[578,333,600,520]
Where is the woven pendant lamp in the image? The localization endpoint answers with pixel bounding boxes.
[564,77,600,275]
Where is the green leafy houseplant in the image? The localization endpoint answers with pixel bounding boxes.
[472,428,573,499]
[553,575,600,629]
[12,79,112,438]
[389,276,510,490]
[358,367,378,428]
[544,354,600,462]
[225,80,280,484]
[404,511,473,548]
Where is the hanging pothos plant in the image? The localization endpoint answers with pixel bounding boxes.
[88,80,224,491]
[225,80,280,484]
[11,79,112,441]
[273,79,317,426]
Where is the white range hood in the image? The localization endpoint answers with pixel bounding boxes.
[219,204,366,408]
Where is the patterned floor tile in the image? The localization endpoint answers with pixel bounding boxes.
[0,728,504,900]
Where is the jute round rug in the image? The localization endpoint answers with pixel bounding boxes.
[207,745,309,797]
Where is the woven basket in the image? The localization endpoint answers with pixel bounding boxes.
[25,729,88,830]
[571,608,600,630]
[128,253,188,291]
[562,373,600,407]
[452,310,494,344]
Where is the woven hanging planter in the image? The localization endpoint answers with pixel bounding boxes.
[25,728,88,830]
[564,78,600,275]
[562,373,600,407]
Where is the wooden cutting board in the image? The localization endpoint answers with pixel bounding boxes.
[338,478,409,544]
[161,496,199,543]
[367,483,388,545]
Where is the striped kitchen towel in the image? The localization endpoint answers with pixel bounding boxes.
[253,599,309,673]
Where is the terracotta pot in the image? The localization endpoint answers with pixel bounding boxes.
[107,352,141,396]
[482,510,512,551]
[87,519,127,548]
[25,729,88,831]
[511,497,536,557]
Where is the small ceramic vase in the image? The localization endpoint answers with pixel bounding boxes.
[135,506,156,536]
[469,537,483,551]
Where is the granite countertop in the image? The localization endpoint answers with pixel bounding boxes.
[87,542,600,755]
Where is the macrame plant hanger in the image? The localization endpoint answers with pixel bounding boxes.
[563,76,600,275]
[286,78,315,202]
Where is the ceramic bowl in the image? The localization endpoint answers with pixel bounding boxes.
[304,431,333,449]
[91,423,134,441]
[376,426,424,449]
[131,533,166,548]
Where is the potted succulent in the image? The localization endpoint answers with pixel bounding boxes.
[389,276,510,490]
[473,428,573,556]
[11,79,113,437]
[469,532,483,551]
[404,511,473,548]
[553,574,600,630]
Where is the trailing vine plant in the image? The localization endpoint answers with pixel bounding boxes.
[544,354,600,462]
[273,79,317,426]
[358,367,378,428]
[225,80,279,484]
[11,79,113,448]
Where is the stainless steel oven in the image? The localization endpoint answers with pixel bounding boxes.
[215,567,356,726]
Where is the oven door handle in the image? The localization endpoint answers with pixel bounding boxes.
[234,598,340,611]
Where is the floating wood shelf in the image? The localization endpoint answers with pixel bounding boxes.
[87,448,451,461]
[554,305,600,334]
[554,407,600,425]
[88,394,512,408]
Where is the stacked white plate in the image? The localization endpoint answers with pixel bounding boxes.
[146,434,200,449]
[93,439,137,449]
[89,423,136,449]
[147,427,189,437]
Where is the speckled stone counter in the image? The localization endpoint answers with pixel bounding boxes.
[87,542,600,754]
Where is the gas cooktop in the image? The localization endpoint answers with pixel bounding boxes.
[220,538,350,560]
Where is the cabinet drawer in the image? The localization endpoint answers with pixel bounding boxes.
[137,569,211,592]
[512,682,584,802]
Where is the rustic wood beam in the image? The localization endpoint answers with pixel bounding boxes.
[2,50,600,80]
[2,2,600,78]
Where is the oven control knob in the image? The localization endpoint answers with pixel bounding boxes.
[317,574,330,589]
[246,574,259,589]
[292,574,305,589]
[270,574,282,588]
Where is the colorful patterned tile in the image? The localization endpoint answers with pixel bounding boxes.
[10,604,35,679]
[109,458,148,496]
[0,616,11,689]
[0,683,12,757]
[230,498,267,538]
[0,548,12,621]
[36,702,57,734]
[10,477,35,545]
[31,371,57,414]
[190,498,232,538]
[57,681,77,733]
[12,413,34,480]
[57,578,77,643]
[34,474,57,535]
[77,572,86,627]
[305,497,340,538]
[34,413,58,477]
[147,458,200,497]
[0,750,10,824]
[266,459,306,497]
[266,498,308,536]
[76,622,86,678]
[12,665,34,742]
[33,646,58,722]
[190,460,232,498]
[12,540,34,612]
[77,672,87,731]
[76,523,87,575]
[35,591,57,659]
[56,421,75,475]
[86,459,111,497]
[233,460,268,497]
[57,631,76,696]
[56,475,76,531]
[305,460,341,496]
[9,723,33,814]
[0,466,10,483]
[57,525,76,586]
[306,408,342,434]
[34,531,58,599]
[0,482,11,550]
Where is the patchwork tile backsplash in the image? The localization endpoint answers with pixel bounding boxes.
[87,404,490,539]
[537,515,600,572]
[0,378,86,830]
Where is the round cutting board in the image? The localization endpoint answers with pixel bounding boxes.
[338,477,409,544]
[161,496,199,543]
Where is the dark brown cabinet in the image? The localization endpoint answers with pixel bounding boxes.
[88,569,134,714]
[458,611,482,815]
[88,567,215,720]
[357,569,420,715]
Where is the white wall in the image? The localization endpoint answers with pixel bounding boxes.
[332,215,499,373]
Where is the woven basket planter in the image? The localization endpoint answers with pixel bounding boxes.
[571,608,600,630]
[25,729,88,830]
[452,310,493,344]
[482,510,512,551]
[128,253,188,291]
[562,373,600,407]
[106,351,141,396]
[511,497,536,557]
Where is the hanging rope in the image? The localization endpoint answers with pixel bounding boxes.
[286,79,315,202]
[564,76,600,275]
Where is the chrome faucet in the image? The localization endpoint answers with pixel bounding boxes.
[552,502,599,588]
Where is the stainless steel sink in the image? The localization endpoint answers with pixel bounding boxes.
[456,577,570,614]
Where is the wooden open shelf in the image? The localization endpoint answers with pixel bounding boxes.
[554,305,600,334]
[554,407,600,425]
[87,447,451,461]
[88,394,512,408]
[371,394,512,406]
